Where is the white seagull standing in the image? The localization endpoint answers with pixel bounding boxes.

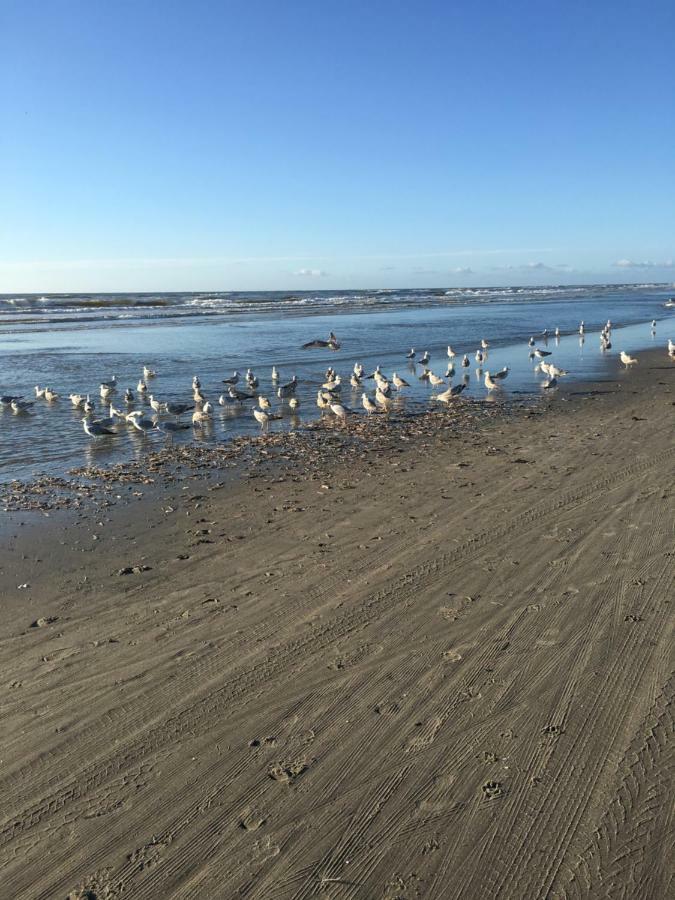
[82,417,115,438]
[253,407,281,429]
[620,351,638,368]
[362,394,377,415]
[330,402,349,425]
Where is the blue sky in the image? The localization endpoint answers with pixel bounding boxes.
[1,0,674,292]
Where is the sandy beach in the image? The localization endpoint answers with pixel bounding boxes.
[0,350,672,899]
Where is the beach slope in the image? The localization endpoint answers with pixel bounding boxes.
[0,354,673,899]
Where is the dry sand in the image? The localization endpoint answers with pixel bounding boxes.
[0,351,673,899]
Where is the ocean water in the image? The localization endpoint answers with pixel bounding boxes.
[0,284,673,482]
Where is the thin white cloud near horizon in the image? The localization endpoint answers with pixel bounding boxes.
[613,259,674,269]
[1,251,673,293]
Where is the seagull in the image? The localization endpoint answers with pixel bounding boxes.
[83,395,95,414]
[330,402,349,424]
[668,339,675,357]
[124,388,135,404]
[579,321,585,335]
[620,351,638,368]
[350,373,362,388]
[418,351,430,366]
[192,375,201,390]
[11,399,34,413]
[44,388,59,401]
[484,372,499,391]
[69,393,85,407]
[436,382,466,403]
[192,406,212,425]
[165,401,191,418]
[34,385,47,399]
[218,393,236,406]
[375,387,391,408]
[491,367,510,380]
[82,417,115,438]
[253,407,282,428]
[392,372,410,390]
[362,394,377,415]
[93,404,118,429]
[406,348,416,360]
[129,413,156,434]
[100,376,117,389]
[447,345,456,360]
[475,349,484,365]
[419,367,431,381]
[271,366,279,381]
[428,372,445,387]
[322,375,342,392]
[555,327,560,337]
[316,390,331,410]
[156,421,190,438]
[0,395,22,407]
[100,383,114,400]
[149,395,164,414]
[277,376,298,398]
[445,363,456,379]
[353,363,365,378]
[230,386,256,402]
[137,379,147,394]
[246,369,259,389]
[143,365,157,379]
[222,371,240,385]
[461,354,470,367]
[302,331,340,350]
[258,395,271,410]
[543,376,558,389]
[534,349,553,358]
[289,397,300,411]
[528,336,535,347]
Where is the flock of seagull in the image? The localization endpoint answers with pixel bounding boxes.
[1,321,672,441]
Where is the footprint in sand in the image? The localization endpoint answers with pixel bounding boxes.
[406,716,444,753]
[239,810,266,831]
[482,780,504,799]
[268,759,311,783]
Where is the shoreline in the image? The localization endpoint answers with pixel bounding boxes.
[1,315,671,504]
[1,302,672,483]
[0,347,673,898]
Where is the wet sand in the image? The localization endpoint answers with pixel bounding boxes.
[0,350,673,899]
